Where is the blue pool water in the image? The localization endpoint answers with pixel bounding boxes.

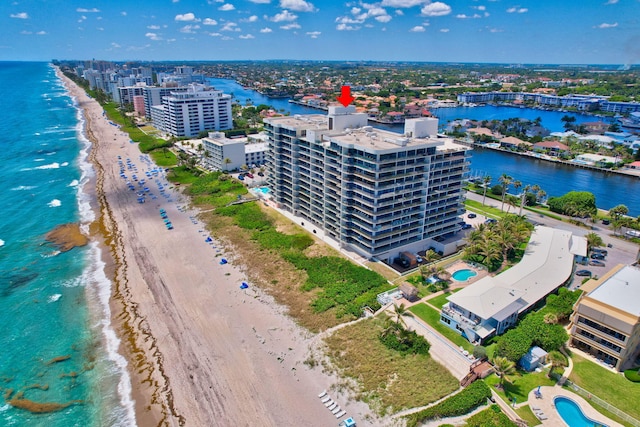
[452,269,477,281]
[554,396,608,427]
[254,186,270,195]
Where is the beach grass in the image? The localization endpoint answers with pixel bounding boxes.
[324,316,459,415]
[569,353,640,421]
[515,405,541,426]
[409,303,474,352]
[149,149,177,167]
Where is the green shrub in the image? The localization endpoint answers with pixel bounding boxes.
[547,191,597,216]
[465,405,517,427]
[379,324,431,356]
[404,381,491,427]
[624,368,640,382]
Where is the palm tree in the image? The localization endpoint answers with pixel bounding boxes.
[499,174,513,212]
[393,303,411,326]
[518,184,531,216]
[481,175,492,206]
[493,356,516,389]
[543,312,559,324]
[505,195,519,213]
[223,157,232,172]
[585,232,604,252]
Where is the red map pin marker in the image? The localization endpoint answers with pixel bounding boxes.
[337,85,354,107]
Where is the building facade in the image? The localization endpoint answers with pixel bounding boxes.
[264,106,470,261]
[201,132,268,172]
[569,264,640,371]
[153,84,232,137]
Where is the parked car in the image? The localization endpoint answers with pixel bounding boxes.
[461,223,472,230]
[485,218,497,225]
[238,174,245,181]
[415,254,423,263]
[602,219,610,225]
[592,248,608,256]
[246,173,254,179]
[257,171,265,176]
[468,213,477,218]
[590,253,606,260]
[589,260,605,267]
[575,270,592,277]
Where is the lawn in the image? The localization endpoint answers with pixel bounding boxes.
[409,303,473,352]
[515,405,541,426]
[324,316,459,416]
[569,353,640,420]
[426,289,461,309]
[484,371,556,405]
[465,199,505,219]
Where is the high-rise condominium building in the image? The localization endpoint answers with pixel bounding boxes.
[152,84,232,137]
[264,106,470,262]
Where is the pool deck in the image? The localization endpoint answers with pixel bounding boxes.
[526,386,623,427]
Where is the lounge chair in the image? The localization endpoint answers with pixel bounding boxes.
[328,402,337,411]
[318,390,327,398]
[335,410,346,419]
[539,414,548,420]
[324,400,334,407]
[321,396,331,403]
[531,405,540,411]
[331,406,342,414]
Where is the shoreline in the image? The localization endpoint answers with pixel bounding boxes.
[56,70,370,426]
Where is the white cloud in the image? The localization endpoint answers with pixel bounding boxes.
[36,30,47,35]
[410,25,426,32]
[180,24,200,33]
[222,36,233,40]
[145,32,162,40]
[279,0,316,12]
[111,42,121,48]
[506,7,528,13]
[207,32,222,36]
[76,8,100,13]
[203,18,218,25]
[172,0,180,2]
[280,22,301,29]
[489,27,503,33]
[97,27,104,31]
[20,30,33,34]
[221,22,240,31]
[241,15,259,22]
[421,2,451,17]
[395,10,404,15]
[239,34,255,39]
[10,12,29,19]
[147,25,161,30]
[270,10,298,22]
[596,22,618,28]
[440,28,449,32]
[250,0,271,2]
[78,15,87,22]
[456,13,481,19]
[121,11,127,16]
[376,14,392,22]
[306,31,320,38]
[175,12,196,21]
[219,3,235,11]
[336,23,360,31]
[381,0,426,7]
[605,0,618,4]
[475,5,486,11]
[260,27,273,33]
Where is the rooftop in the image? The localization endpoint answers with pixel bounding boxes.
[587,265,640,317]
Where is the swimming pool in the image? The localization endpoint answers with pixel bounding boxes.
[554,396,608,427]
[252,186,270,196]
[452,269,477,281]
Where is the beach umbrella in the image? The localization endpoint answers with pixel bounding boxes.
[240,282,249,289]
[219,258,227,265]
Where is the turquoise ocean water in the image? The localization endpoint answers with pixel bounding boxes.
[0,62,135,426]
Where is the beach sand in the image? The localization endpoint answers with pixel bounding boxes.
[57,71,376,426]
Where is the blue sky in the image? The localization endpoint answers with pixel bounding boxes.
[2,0,639,64]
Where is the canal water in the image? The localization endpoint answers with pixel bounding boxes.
[208,77,639,215]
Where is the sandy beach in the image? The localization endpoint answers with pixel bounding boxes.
[57,71,374,426]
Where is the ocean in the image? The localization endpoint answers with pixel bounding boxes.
[0,62,135,426]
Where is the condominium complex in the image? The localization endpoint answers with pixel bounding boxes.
[150,84,232,137]
[441,226,586,344]
[569,264,640,371]
[263,106,470,261]
[201,132,268,172]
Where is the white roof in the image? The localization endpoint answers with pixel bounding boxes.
[448,226,581,320]
[587,265,640,317]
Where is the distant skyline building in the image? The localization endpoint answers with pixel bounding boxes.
[264,106,470,261]
[151,84,232,137]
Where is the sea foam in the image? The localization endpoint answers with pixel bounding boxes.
[48,199,61,207]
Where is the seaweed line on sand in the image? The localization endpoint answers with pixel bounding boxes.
[82,102,186,427]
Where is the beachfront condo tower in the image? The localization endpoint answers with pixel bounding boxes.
[150,83,232,137]
[264,106,470,263]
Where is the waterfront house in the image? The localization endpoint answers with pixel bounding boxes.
[581,121,610,135]
[573,153,619,167]
[499,136,530,150]
[440,226,586,344]
[532,140,570,157]
[569,264,640,371]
